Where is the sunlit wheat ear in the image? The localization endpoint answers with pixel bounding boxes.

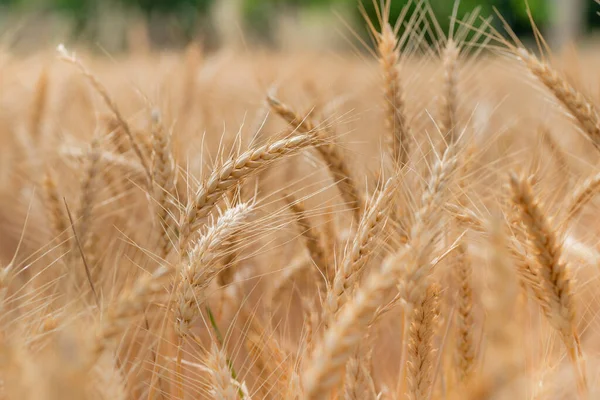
[407,283,440,400]
[324,176,396,321]
[180,132,317,249]
[344,345,377,400]
[205,342,240,400]
[302,196,445,400]
[268,94,364,222]
[57,44,152,183]
[508,172,587,396]
[515,48,600,152]
[174,202,253,337]
[563,171,600,226]
[375,20,410,168]
[29,66,49,141]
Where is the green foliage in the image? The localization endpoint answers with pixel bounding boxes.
[357,0,549,40]
[120,0,212,14]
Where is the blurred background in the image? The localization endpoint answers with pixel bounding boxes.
[0,0,598,53]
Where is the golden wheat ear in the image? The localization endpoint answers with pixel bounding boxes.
[508,172,587,397]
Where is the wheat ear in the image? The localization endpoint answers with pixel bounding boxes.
[205,343,240,400]
[284,193,330,282]
[454,242,475,382]
[150,110,177,259]
[400,144,459,306]
[516,48,600,151]
[57,44,152,183]
[439,39,459,145]
[344,346,377,400]
[302,247,410,399]
[407,283,440,400]
[43,171,69,252]
[377,22,410,167]
[75,136,101,260]
[563,171,600,225]
[30,67,49,140]
[174,202,253,337]
[180,133,316,247]
[241,305,289,398]
[508,172,587,396]
[325,177,396,320]
[268,95,364,221]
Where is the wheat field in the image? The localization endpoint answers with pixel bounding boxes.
[1,1,600,399]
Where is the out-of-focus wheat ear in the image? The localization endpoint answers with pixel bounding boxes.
[150,110,177,259]
[0,263,11,310]
[75,136,101,262]
[205,342,240,400]
[101,115,129,154]
[377,22,410,167]
[267,94,316,133]
[325,177,396,321]
[563,171,600,225]
[539,126,570,176]
[91,263,172,363]
[57,44,152,184]
[512,250,552,318]
[317,129,364,223]
[515,48,600,152]
[241,304,289,398]
[407,283,440,400]
[480,218,522,375]
[439,39,460,146]
[30,66,49,140]
[344,345,377,400]
[174,202,253,338]
[284,193,330,283]
[180,132,316,249]
[266,255,311,318]
[454,242,475,382]
[43,170,70,251]
[268,94,364,222]
[508,172,587,396]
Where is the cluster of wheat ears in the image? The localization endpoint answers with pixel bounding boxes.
[2,0,600,399]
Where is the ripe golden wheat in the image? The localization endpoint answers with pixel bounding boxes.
[1,1,600,399]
